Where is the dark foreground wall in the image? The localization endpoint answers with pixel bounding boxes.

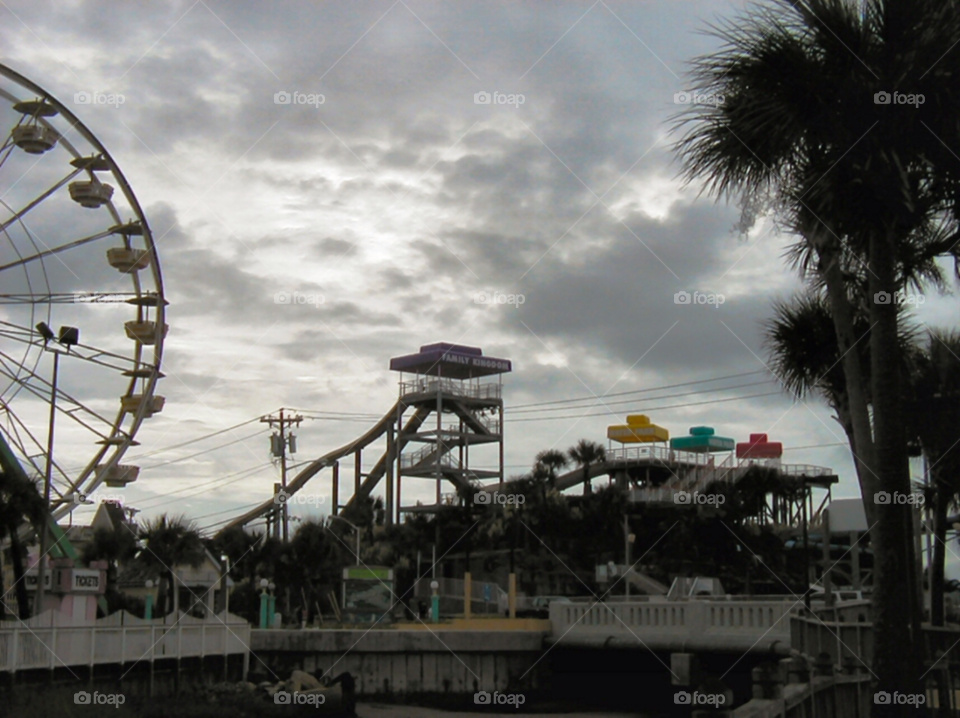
[250,629,548,699]
[0,654,247,698]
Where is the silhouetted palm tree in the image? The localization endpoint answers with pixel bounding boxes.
[568,439,606,495]
[676,0,960,694]
[136,515,205,617]
[907,330,960,626]
[0,472,45,618]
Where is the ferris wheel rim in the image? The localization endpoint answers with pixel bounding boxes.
[0,61,167,520]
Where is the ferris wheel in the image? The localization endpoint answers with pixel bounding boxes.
[0,62,166,523]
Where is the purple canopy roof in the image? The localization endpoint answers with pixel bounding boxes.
[389,343,512,378]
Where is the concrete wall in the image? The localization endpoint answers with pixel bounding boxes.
[250,629,548,697]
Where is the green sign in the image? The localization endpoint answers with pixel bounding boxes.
[343,566,392,581]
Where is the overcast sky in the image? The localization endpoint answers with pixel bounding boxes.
[1,1,956,541]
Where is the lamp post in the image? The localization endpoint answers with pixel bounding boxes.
[220,554,230,616]
[33,322,79,617]
[327,515,361,565]
[145,579,154,620]
[259,578,269,629]
[268,582,276,628]
[430,580,440,623]
[625,532,636,598]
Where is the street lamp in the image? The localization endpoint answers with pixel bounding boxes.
[145,579,154,620]
[268,582,276,628]
[327,515,361,566]
[220,554,230,616]
[625,533,636,598]
[259,578,269,629]
[33,322,79,617]
[430,580,440,623]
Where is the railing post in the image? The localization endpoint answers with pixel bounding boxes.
[751,661,784,700]
[780,656,809,685]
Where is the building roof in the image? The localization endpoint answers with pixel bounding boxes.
[389,342,512,378]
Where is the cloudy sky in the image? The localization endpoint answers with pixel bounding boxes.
[1,0,956,538]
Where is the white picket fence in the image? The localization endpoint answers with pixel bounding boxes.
[0,610,250,672]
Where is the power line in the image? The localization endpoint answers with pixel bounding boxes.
[507,379,776,415]
[505,390,783,422]
[508,370,768,410]
[135,461,275,509]
[137,429,268,471]
[128,416,263,460]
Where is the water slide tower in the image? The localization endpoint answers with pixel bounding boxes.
[390,343,511,515]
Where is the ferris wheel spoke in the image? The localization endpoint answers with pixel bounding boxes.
[0,350,121,440]
[0,167,85,235]
[0,322,159,374]
[0,292,138,304]
[0,227,115,273]
[0,409,78,497]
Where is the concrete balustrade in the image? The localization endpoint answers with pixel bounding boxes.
[0,610,250,674]
[548,598,793,655]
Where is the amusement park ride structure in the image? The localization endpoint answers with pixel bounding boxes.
[222,343,838,538]
[220,343,511,533]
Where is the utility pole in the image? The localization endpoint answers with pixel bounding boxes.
[261,409,303,542]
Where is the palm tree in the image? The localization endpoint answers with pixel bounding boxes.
[135,515,205,617]
[676,0,960,695]
[82,525,138,597]
[532,449,568,504]
[0,472,45,618]
[534,449,568,487]
[906,330,960,627]
[568,439,606,495]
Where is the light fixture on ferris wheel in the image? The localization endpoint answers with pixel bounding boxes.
[35,322,79,348]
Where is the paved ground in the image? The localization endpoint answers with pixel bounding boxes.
[357,704,646,718]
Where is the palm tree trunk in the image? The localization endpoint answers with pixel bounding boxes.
[931,465,948,626]
[156,574,167,617]
[8,529,30,619]
[810,228,878,523]
[869,224,922,707]
[0,543,6,620]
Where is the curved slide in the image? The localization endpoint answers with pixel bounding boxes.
[218,401,404,534]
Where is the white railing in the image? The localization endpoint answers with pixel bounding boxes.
[0,610,250,673]
[550,598,794,647]
[400,379,501,400]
